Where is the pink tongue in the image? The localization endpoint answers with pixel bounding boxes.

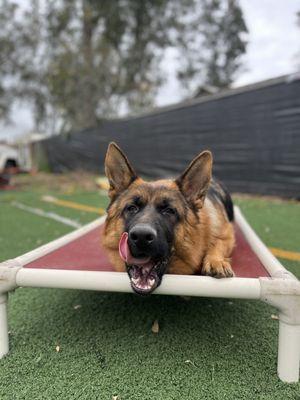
[119,232,151,265]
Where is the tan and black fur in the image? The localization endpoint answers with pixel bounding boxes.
[103,142,235,287]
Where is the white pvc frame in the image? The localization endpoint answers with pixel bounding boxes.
[0,207,299,383]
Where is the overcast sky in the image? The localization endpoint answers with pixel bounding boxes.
[1,0,299,140]
[157,0,300,105]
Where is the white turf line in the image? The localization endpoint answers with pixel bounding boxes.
[11,201,82,229]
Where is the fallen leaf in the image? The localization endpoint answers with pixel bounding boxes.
[151,319,159,334]
[185,360,197,367]
[271,314,279,320]
[55,345,60,352]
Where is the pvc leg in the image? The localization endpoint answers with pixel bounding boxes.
[0,294,9,359]
[277,319,300,383]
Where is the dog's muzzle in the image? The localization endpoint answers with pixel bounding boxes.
[119,230,168,294]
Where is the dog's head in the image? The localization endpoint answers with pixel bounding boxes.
[104,142,212,295]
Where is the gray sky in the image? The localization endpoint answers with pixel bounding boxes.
[157,0,300,105]
[1,0,299,140]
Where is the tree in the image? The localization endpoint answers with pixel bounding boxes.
[0,0,43,123]
[0,0,248,133]
[177,0,248,93]
[1,0,191,132]
[43,0,180,130]
[0,1,32,120]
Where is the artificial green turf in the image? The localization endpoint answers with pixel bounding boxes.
[0,189,300,399]
[0,191,108,261]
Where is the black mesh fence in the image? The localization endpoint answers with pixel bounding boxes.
[43,75,300,198]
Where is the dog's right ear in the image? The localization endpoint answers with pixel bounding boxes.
[175,150,212,208]
[105,142,137,200]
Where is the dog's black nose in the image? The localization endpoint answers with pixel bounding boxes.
[129,224,157,249]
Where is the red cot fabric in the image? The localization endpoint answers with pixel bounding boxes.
[24,224,270,278]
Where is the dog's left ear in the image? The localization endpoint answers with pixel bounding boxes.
[175,150,212,208]
[105,142,137,199]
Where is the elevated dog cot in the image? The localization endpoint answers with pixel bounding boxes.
[0,206,299,383]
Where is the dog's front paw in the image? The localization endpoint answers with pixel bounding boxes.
[202,258,235,278]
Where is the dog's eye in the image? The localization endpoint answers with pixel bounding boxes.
[126,204,139,214]
[162,207,176,216]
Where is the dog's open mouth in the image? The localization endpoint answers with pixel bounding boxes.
[119,232,163,294]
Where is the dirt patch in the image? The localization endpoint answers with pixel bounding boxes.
[10,171,101,193]
[8,172,299,203]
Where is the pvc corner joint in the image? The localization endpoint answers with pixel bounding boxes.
[0,260,22,294]
[260,274,300,325]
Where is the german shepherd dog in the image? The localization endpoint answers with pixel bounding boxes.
[103,143,235,295]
